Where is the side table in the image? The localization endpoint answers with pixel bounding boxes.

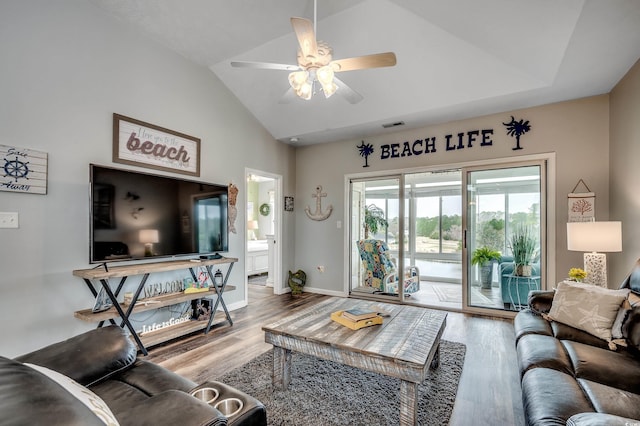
[506,274,540,311]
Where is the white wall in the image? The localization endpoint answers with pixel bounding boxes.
[0,0,295,357]
[294,96,611,293]
[610,58,640,285]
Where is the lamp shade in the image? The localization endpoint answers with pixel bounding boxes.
[247,220,259,230]
[567,221,622,252]
[139,229,159,244]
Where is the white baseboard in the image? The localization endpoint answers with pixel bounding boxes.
[298,286,347,297]
[219,299,248,312]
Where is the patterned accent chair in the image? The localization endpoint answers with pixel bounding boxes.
[356,239,420,295]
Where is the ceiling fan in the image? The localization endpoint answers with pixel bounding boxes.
[230,4,396,104]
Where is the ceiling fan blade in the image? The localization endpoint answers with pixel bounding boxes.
[331,52,397,72]
[334,77,363,104]
[291,17,318,59]
[231,61,300,71]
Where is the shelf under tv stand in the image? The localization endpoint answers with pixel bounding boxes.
[73,257,238,355]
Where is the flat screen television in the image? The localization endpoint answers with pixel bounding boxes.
[90,164,229,263]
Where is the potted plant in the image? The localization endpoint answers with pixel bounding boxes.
[508,225,538,276]
[471,246,502,289]
[364,204,389,238]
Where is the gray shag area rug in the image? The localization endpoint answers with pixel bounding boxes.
[218,340,466,426]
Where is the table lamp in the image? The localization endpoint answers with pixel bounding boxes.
[139,229,159,257]
[247,220,259,240]
[566,221,622,287]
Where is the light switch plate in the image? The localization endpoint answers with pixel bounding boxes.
[0,212,19,228]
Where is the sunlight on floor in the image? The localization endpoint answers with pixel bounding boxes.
[406,281,507,311]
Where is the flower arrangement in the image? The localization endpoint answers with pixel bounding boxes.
[568,267,587,282]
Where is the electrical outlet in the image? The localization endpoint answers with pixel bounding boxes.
[0,212,19,229]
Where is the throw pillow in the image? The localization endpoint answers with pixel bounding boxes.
[612,304,630,340]
[24,363,119,426]
[612,291,640,339]
[547,281,629,342]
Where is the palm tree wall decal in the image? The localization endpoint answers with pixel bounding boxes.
[503,116,531,150]
[357,141,374,167]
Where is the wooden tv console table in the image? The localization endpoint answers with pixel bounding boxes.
[73,257,238,355]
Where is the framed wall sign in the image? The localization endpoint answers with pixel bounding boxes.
[113,113,201,177]
[568,179,595,222]
[0,144,48,195]
[284,196,294,212]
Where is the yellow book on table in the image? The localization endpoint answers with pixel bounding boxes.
[331,310,383,330]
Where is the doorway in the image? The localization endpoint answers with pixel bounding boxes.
[245,169,282,296]
[463,162,544,314]
[348,159,547,315]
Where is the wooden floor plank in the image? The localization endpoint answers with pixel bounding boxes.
[145,284,525,426]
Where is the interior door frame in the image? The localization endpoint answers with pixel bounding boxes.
[245,168,283,296]
[461,156,554,318]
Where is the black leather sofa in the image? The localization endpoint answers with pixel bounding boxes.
[0,326,266,426]
[513,264,640,425]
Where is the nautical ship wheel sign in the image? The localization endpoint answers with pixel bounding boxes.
[0,144,48,195]
[3,156,30,182]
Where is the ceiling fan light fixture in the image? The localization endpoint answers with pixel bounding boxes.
[321,81,338,98]
[316,65,334,86]
[288,70,309,90]
[296,80,313,100]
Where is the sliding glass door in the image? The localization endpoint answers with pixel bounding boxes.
[350,172,463,307]
[349,159,546,315]
[463,163,544,312]
[406,171,462,285]
[350,176,403,301]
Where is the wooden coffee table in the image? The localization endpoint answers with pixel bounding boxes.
[262,297,447,426]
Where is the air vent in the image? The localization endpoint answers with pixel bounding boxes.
[382,121,405,129]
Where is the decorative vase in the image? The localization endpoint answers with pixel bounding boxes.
[516,264,532,277]
[288,269,307,296]
[480,263,493,289]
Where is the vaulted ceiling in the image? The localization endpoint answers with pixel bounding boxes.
[89,0,640,145]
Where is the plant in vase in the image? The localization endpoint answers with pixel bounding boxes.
[364,204,389,239]
[471,246,502,289]
[568,267,587,282]
[508,225,538,277]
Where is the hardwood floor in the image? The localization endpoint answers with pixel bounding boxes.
[146,285,525,426]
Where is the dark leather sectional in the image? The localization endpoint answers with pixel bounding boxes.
[514,264,640,425]
[0,326,266,426]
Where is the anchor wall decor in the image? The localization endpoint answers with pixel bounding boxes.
[305,185,333,221]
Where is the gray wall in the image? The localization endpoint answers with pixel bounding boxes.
[294,95,612,294]
[610,58,640,285]
[0,0,295,357]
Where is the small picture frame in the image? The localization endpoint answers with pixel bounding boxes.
[568,192,595,222]
[284,196,294,212]
[568,179,595,223]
